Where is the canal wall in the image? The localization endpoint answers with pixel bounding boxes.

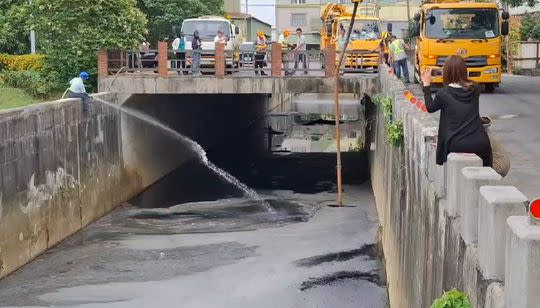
[0,94,188,279]
[370,66,539,307]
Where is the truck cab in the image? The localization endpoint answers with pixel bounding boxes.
[181,16,242,70]
[320,4,385,72]
[411,1,509,92]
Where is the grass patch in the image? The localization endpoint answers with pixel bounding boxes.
[0,86,65,111]
[0,85,38,110]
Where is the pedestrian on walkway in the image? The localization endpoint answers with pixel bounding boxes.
[191,30,202,76]
[421,55,492,167]
[255,31,267,76]
[293,28,308,75]
[67,71,91,117]
[389,35,410,83]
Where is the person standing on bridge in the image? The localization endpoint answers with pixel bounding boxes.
[279,30,293,76]
[389,35,410,83]
[255,31,268,76]
[293,28,308,75]
[421,55,492,167]
[191,30,202,76]
[67,71,91,117]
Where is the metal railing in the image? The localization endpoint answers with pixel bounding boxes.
[105,47,381,76]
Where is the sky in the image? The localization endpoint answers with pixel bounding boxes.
[241,0,276,26]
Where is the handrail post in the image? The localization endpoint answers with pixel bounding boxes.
[215,43,226,78]
[158,41,168,77]
[98,49,108,78]
[271,42,282,77]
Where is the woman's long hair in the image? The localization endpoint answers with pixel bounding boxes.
[443,55,475,89]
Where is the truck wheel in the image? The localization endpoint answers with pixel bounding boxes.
[485,83,496,93]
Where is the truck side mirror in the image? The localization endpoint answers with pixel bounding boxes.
[235,26,240,35]
[387,23,392,33]
[501,21,509,36]
[414,12,421,22]
[502,11,510,20]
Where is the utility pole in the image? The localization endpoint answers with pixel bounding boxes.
[29,0,36,54]
[406,0,411,23]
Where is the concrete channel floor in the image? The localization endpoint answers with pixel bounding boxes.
[0,184,387,308]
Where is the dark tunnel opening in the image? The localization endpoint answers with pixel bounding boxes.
[122,94,370,209]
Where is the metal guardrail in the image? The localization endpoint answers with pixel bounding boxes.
[106,47,381,76]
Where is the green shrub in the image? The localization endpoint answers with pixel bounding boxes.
[386,121,403,147]
[0,70,54,97]
[0,54,45,71]
[372,94,393,120]
[431,289,472,308]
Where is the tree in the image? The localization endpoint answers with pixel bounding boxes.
[501,0,538,7]
[18,0,147,88]
[0,0,30,54]
[138,0,224,44]
[520,12,540,40]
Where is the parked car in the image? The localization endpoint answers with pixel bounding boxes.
[239,42,255,67]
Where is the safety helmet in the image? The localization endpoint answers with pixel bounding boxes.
[284,30,290,37]
[80,71,90,80]
[382,31,388,39]
[258,31,264,37]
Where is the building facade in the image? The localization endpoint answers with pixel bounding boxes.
[224,0,241,14]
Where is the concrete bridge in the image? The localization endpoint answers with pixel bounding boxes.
[0,48,539,308]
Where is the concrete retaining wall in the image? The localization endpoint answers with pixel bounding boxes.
[0,94,188,279]
[370,65,540,307]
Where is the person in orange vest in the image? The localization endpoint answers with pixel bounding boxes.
[255,31,267,76]
[278,30,293,76]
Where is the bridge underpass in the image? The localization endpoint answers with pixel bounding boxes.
[0,73,389,307]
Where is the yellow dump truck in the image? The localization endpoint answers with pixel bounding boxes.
[411,0,510,92]
[320,3,387,72]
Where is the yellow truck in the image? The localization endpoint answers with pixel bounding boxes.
[320,3,387,72]
[411,0,510,92]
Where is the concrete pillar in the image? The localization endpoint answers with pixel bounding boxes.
[505,216,540,308]
[158,41,168,78]
[215,43,226,78]
[325,45,336,77]
[478,186,527,280]
[98,49,108,78]
[271,42,282,77]
[446,153,482,217]
[460,167,502,245]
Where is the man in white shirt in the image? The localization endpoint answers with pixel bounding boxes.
[67,71,91,116]
[214,30,227,45]
[293,28,308,75]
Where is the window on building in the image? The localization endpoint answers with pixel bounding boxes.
[291,13,307,27]
[291,0,306,4]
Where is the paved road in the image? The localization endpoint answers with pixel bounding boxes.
[479,74,540,199]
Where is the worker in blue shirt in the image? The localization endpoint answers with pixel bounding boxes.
[67,71,91,116]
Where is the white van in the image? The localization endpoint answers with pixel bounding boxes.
[181,16,242,70]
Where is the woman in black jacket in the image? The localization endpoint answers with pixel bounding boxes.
[421,55,492,167]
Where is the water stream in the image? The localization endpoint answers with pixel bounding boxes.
[94,98,273,212]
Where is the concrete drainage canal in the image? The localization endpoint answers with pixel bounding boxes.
[0,93,388,307]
